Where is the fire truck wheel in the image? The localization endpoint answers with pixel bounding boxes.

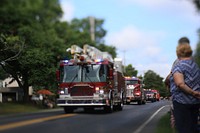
[64,107,74,113]
[117,101,124,111]
[142,99,146,104]
[84,107,94,113]
[104,99,113,113]
[137,100,142,105]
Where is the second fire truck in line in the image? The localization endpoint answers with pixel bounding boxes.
[125,76,146,105]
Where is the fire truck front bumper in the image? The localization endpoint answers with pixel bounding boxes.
[57,95,108,107]
[126,96,141,102]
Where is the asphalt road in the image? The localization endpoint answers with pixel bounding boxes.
[0,100,171,133]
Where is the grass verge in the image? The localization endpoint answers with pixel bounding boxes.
[0,102,41,115]
[155,112,177,133]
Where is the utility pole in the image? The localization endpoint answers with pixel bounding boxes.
[123,50,126,73]
[89,16,95,42]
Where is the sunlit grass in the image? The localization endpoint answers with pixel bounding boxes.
[155,113,177,133]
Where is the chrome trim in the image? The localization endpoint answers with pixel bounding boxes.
[57,103,106,106]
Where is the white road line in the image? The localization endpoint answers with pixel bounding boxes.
[133,105,170,133]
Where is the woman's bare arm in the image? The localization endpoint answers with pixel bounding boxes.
[173,72,200,99]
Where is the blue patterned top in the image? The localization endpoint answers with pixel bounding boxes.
[170,59,200,104]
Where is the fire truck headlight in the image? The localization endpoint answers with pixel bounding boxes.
[60,90,65,94]
[99,90,104,94]
[135,92,140,96]
[95,87,100,93]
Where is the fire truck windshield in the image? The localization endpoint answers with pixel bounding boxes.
[62,66,80,82]
[125,80,138,85]
[62,64,107,83]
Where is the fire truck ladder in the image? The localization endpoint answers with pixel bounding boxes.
[67,44,113,63]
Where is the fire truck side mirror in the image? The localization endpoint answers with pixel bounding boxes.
[56,70,60,81]
[109,68,114,79]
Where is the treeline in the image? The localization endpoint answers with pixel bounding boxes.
[193,0,200,66]
[0,0,116,101]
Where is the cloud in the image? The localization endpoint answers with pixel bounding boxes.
[107,26,142,49]
[60,0,74,21]
[119,0,200,23]
[136,63,171,78]
[106,25,170,78]
[106,26,164,57]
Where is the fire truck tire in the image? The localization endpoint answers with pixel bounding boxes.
[137,100,142,105]
[117,101,124,111]
[64,107,74,113]
[84,107,94,113]
[117,94,124,111]
[151,99,156,102]
[142,99,146,104]
[104,99,113,113]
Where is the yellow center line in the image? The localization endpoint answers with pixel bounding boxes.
[0,114,76,131]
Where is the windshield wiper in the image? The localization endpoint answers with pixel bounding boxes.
[68,73,78,88]
[85,73,96,86]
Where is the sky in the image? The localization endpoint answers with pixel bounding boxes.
[59,0,200,78]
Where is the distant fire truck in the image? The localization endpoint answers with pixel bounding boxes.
[144,89,160,102]
[125,77,146,105]
[151,89,160,101]
[56,45,126,113]
[144,89,156,102]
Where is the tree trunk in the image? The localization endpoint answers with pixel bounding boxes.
[22,73,30,103]
[15,72,30,103]
[23,84,30,103]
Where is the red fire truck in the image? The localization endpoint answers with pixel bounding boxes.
[125,77,146,105]
[56,45,126,113]
[151,89,160,101]
[144,89,156,102]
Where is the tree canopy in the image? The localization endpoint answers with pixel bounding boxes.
[143,70,168,97]
[0,0,116,102]
[192,0,200,66]
[124,64,138,77]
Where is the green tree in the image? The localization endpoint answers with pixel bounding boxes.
[143,70,167,97]
[192,0,200,12]
[70,17,106,44]
[0,0,64,102]
[0,67,8,80]
[192,0,200,66]
[53,17,116,58]
[124,64,138,77]
[67,17,116,58]
[194,39,200,66]
[0,0,117,102]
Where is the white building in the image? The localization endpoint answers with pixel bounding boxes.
[2,77,19,87]
[0,77,22,102]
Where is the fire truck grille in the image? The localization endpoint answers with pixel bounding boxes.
[70,86,95,96]
[126,89,133,96]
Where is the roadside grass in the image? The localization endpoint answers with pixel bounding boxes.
[155,112,177,133]
[0,102,41,115]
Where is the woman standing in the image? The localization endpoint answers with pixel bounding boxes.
[170,41,200,133]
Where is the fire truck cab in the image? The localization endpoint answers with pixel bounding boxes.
[56,45,126,113]
[125,77,146,105]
